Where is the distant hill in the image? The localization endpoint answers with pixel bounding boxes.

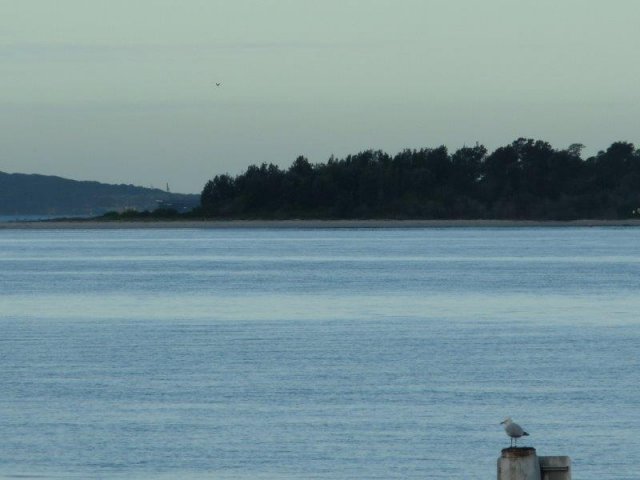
[0,171,199,216]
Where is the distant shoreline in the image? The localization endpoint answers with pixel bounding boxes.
[1,219,640,229]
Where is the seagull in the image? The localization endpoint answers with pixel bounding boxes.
[501,417,529,447]
[216,82,222,87]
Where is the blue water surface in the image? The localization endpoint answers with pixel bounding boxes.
[0,227,639,479]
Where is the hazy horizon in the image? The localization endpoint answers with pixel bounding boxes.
[2,1,639,193]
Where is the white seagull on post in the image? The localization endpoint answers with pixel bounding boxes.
[501,417,529,447]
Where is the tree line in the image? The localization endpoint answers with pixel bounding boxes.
[199,138,640,220]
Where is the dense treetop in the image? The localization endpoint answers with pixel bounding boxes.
[200,139,640,220]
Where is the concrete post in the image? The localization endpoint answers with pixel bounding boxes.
[497,447,541,480]
[539,456,571,480]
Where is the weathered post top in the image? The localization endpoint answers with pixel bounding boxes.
[497,449,572,480]
[501,447,537,458]
[497,447,541,480]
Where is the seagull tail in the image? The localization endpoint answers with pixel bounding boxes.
[523,431,530,436]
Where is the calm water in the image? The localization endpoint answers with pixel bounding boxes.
[0,227,639,479]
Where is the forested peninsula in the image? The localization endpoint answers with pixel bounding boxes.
[93,138,640,221]
[198,138,640,220]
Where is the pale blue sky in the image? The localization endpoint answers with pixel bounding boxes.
[1,0,639,193]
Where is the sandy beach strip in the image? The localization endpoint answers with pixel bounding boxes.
[1,219,640,229]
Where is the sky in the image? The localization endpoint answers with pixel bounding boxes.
[1,0,639,193]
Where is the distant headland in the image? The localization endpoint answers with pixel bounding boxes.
[2,138,640,223]
[0,171,198,218]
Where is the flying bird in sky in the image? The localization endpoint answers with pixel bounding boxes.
[216,82,222,87]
